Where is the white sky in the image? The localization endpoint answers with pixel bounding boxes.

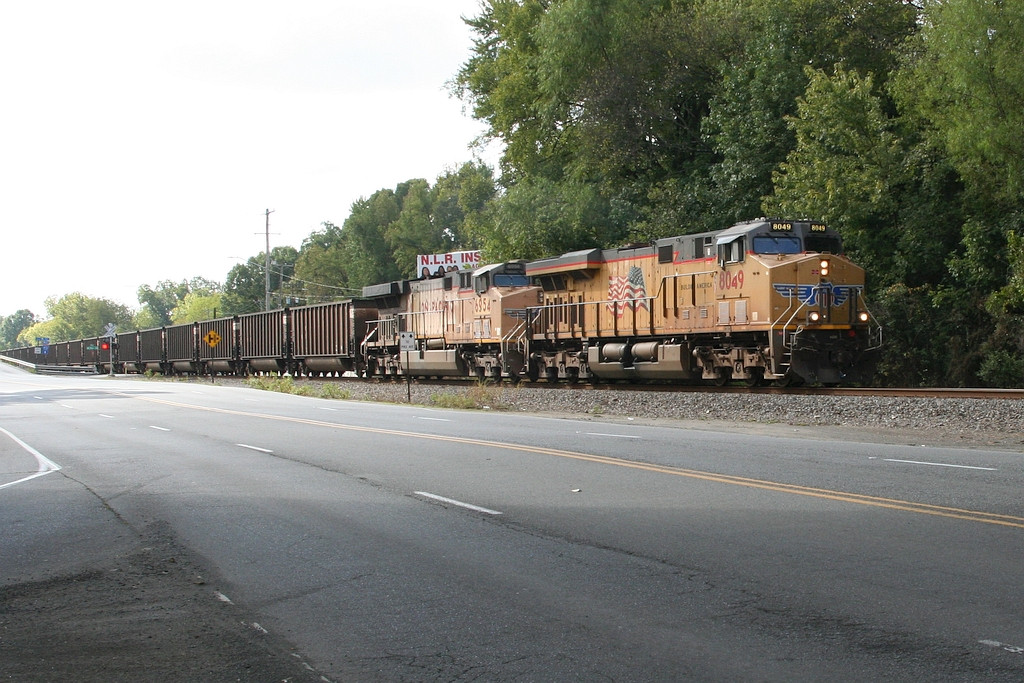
[0,1,497,318]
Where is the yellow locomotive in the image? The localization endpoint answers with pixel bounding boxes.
[525,218,881,385]
[361,262,541,379]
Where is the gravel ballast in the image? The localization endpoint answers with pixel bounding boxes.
[234,377,1024,452]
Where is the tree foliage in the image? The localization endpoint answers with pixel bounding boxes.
[171,292,224,324]
[136,278,221,328]
[896,0,1024,203]
[19,293,133,344]
[1,310,36,348]
[221,247,297,314]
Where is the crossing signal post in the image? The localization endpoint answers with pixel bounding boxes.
[102,323,117,376]
[399,331,415,403]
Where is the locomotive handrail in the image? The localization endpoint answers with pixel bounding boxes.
[528,269,719,338]
[359,324,379,356]
[526,295,658,338]
[500,319,529,375]
[364,316,398,345]
[770,285,884,352]
[774,288,817,338]
[396,309,447,340]
[856,292,884,351]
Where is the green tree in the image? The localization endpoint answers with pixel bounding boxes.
[475,176,624,261]
[269,246,299,307]
[456,0,557,183]
[171,291,224,323]
[221,258,265,315]
[457,0,918,250]
[1,309,36,348]
[431,161,497,252]
[293,222,355,305]
[18,293,132,343]
[978,230,1024,386]
[769,67,906,281]
[18,318,72,347]
[703,0,915,228]
[342,190,403,289]
[896,0,1024,203]
[136,278,222,328]
[221,247,297,313]
[386,179,448,277]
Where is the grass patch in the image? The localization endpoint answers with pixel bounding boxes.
[429,382,506,410]
[318,383,353,400]
[245,376,297,393]
[244,375,352,400]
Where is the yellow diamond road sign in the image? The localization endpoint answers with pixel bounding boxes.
[203,330,221,348]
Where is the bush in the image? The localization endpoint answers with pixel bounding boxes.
[429,382,506,410]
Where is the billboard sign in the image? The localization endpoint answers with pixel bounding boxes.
[417,250,481,279]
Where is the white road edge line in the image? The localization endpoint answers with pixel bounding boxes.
[980,639,1024,654]
[416,417,451,422]
[414,491,502,515]
[236,444,274,454]
[884,458,996,471]
[0,426,61,491]
[584,432,642,439]
[149,426,170,432]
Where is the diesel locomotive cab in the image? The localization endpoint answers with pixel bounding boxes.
[718,219,881,385]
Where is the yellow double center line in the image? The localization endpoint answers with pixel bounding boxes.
[125,392,1024,530]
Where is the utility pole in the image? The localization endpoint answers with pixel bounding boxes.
[264,208,275,311]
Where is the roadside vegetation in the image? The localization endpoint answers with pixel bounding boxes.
[245,376,353,401]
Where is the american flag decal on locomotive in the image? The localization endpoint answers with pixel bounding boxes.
[608,266,649,316]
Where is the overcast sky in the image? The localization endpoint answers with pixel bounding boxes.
[0,1,497,318]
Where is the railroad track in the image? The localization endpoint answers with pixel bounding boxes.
[296,374,1024,401]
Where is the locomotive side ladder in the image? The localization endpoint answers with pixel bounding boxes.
[500,319,529,377]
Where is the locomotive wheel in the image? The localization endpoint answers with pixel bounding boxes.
[774,372,804,387]
[526,360,540,383]
[565,367,580,384]
[744,369,764,387]
[544,366,558,383]
[712,369,731,387]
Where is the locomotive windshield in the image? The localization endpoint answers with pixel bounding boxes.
[752,236,802,254]
[493,274,530,287]
[751,233,843,255]
[805,234,842,254]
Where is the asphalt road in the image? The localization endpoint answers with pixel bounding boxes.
[2,364,1023,681]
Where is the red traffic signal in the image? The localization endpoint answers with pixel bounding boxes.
[100,341,110,351]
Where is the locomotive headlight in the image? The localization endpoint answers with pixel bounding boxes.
[858,312,869,322]
[819,259,830,277]
[809,311,821,322]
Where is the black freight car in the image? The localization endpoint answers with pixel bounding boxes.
[197,317,238,375]
[290,300,376,377]
[238,310,286,374]
[165,323,198,374]
[117,331,141,373]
